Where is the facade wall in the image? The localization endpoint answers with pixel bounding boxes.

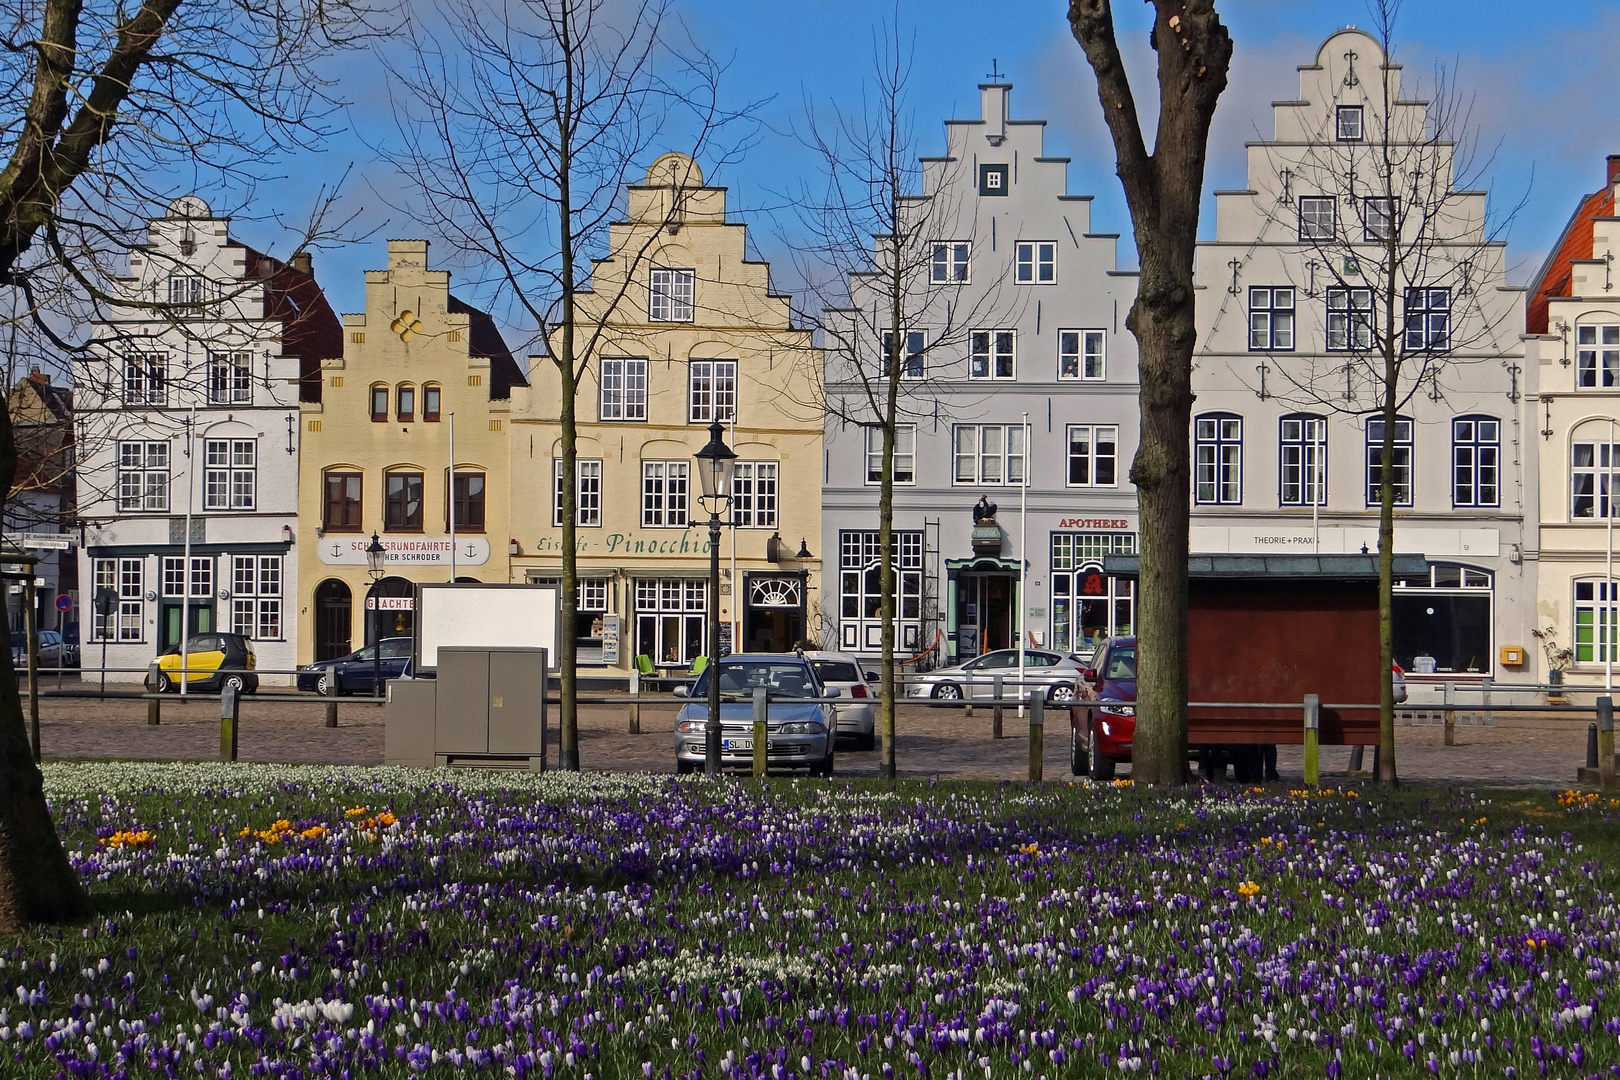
[821,83,1141,665]
[75,197,325,684]
[1530,157,1620,687]
[1190,30,1535,693]
[508,155,823,672]
[296,240,520,664]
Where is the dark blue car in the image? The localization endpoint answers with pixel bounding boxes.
[297,638,413,695]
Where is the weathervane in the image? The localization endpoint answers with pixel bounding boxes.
[987,58,1004,81]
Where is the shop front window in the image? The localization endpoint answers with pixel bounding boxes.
[838,529,923,652]
[1050,532,1137,655]
[529,577,610,666]
[1393,563,1492,675]
[635,578,706,666]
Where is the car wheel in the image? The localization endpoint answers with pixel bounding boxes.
[315,671,336,697]
[147,670,172,694]
[675,759,695,775]
[222,674,247,695]
[813,750,835,777]
[1047,683,1076,704]
[932,682,961,701]
[1069,721,1089,777]
[1087,721,1116,781]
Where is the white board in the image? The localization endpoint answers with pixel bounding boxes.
[415,584,559,672]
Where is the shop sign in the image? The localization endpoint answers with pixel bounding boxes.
[318,536,491,566]
[1055,517,1133,530]
[527,530,715,556]
[366,596,415,611]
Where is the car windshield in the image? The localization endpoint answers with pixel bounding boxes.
[1104,646,1137,681]
[810,660,860,684]
[694,660,820,699]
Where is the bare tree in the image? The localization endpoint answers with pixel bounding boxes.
[382,0,753,769]
[0,0,382,928]
[1237,2,1522,786]
[1068,1,1232,785]
[788,28,1009,778]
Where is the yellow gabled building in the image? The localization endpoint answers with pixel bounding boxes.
[508,154,822,674]
[298,240,527,662]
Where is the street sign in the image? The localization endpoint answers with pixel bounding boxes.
[21,536,72,551]
[54,593,71,613]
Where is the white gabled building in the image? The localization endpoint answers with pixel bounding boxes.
[75,196,341,683]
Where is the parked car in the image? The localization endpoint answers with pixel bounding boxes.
[803,651,876,749]
[297,637,413,695]
[146,633,258,694]
[1072,637,1408,781]
[907,648,1087,704]
[672,653,838,775]
[10,630,65,670]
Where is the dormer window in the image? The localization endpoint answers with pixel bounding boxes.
[1336,105,1364,142]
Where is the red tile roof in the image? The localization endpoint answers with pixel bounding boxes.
[1527,160,1619,334]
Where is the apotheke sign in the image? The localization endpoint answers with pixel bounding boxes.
[1054,517,1133,531]
[319,536,491,567]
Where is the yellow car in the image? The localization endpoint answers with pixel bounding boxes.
[146,633,259,693]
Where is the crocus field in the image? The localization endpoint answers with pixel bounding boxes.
[12,764,1620,1079]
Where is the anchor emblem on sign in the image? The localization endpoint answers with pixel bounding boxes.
[464,543,478,559]
[328,542,343,560]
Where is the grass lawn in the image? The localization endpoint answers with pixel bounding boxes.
[8,763,1620,1079]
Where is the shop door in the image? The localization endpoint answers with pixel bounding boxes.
[159,602,214,651]
[743,575,804,653]
[955,574,1014,657]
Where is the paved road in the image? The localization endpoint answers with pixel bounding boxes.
[30,691,1595,787]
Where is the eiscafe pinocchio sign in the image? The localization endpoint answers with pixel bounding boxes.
[318,536,491,567]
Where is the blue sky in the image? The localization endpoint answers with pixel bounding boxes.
[230,0,1620,328]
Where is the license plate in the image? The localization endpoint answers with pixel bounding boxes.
[723,738,753,752]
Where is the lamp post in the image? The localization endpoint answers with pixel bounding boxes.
[365,532,386,698]
[694,421,737,775]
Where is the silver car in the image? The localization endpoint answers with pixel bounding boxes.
[673,654,839,774]
[908,648,1086,704]
[803,651,877,750]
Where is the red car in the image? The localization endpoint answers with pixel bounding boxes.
[1069,637,1407,782]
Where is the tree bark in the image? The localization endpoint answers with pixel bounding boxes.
[877,244,903,779]
[0,404,89,930]
[1069,0,1231,786]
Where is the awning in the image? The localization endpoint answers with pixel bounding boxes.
[1101,553,1429,580]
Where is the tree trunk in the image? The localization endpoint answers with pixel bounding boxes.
[1376,324,1400,788]
[0,405,89,930]
[557,363,580,771]
[877,307,902,780]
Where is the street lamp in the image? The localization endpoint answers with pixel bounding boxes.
[365,532,386,698]
[694,421,737,775]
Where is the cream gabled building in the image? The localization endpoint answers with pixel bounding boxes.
[298,240,527,663]
[509,155,822,673]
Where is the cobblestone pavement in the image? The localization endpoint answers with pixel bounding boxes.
[31,690,1598,788]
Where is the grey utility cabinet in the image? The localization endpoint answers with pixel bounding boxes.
[384,647,548,769]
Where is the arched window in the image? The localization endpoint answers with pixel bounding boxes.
[396,383,416,423]
[1194,413,1242,505]
[1278,413,1325,506]
[369,384,388,422]
[423,383,441,422]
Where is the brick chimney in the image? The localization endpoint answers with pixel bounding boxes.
[290,251,312,275]
[1608,154,1620,186]
[980,83,1009,146]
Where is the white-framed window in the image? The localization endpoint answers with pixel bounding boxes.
[167,273,209,305]
[1572,440,1620,519]
[207,351,253,405]
[634,578,706,665]
[600,357,648,420]
[1298,196,1336,241]
[953,424,1025,486]
[1366,416,1414,507]
[1279,414,1327,506]
[688,360,737,423]
[231,555,283,640]
[838,529,923,652]
[1050,532,1138,653]
[203,439,256,510]
[162,556,213,598]
[1336,105,1364,142]
[1327,287,1373,351]
[117,441,169,511]
[649,268,695,322]
[1576,579,1620,665]
[1066,425,1118,487]
[1248,287,1295,351]
[881,331,926,379]
[731,462,778,528]
[93,558,145,642]
[1195,414,1243,505]
[1452,416,1499,508]
[641,461,689,528]
[1404,288,1450,351]
[124,354,167,406]
[1577,324,1620,389]
[554,458,603,527]
[864,424,915,485]
[930,242,969,284]
[969,329,1015,379]
[1059,329,1105,379]
[1015,241,1056,284]
[1363,197,1394,242]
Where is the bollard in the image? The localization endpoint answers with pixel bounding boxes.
[220,683,240,762]
[325,700,338,729]
[1349,744,1364,774]
[1599,696,1615,790]
[1589,722,1601,770]
[629,671,642,734]
[753,687,768,778]
[1027,691,1044,783]
[992,675,1004,740]
[1303,693,1321,787]
[1482,676,1493,730]
[1443,681,1456,747]
[147,695,161,726]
